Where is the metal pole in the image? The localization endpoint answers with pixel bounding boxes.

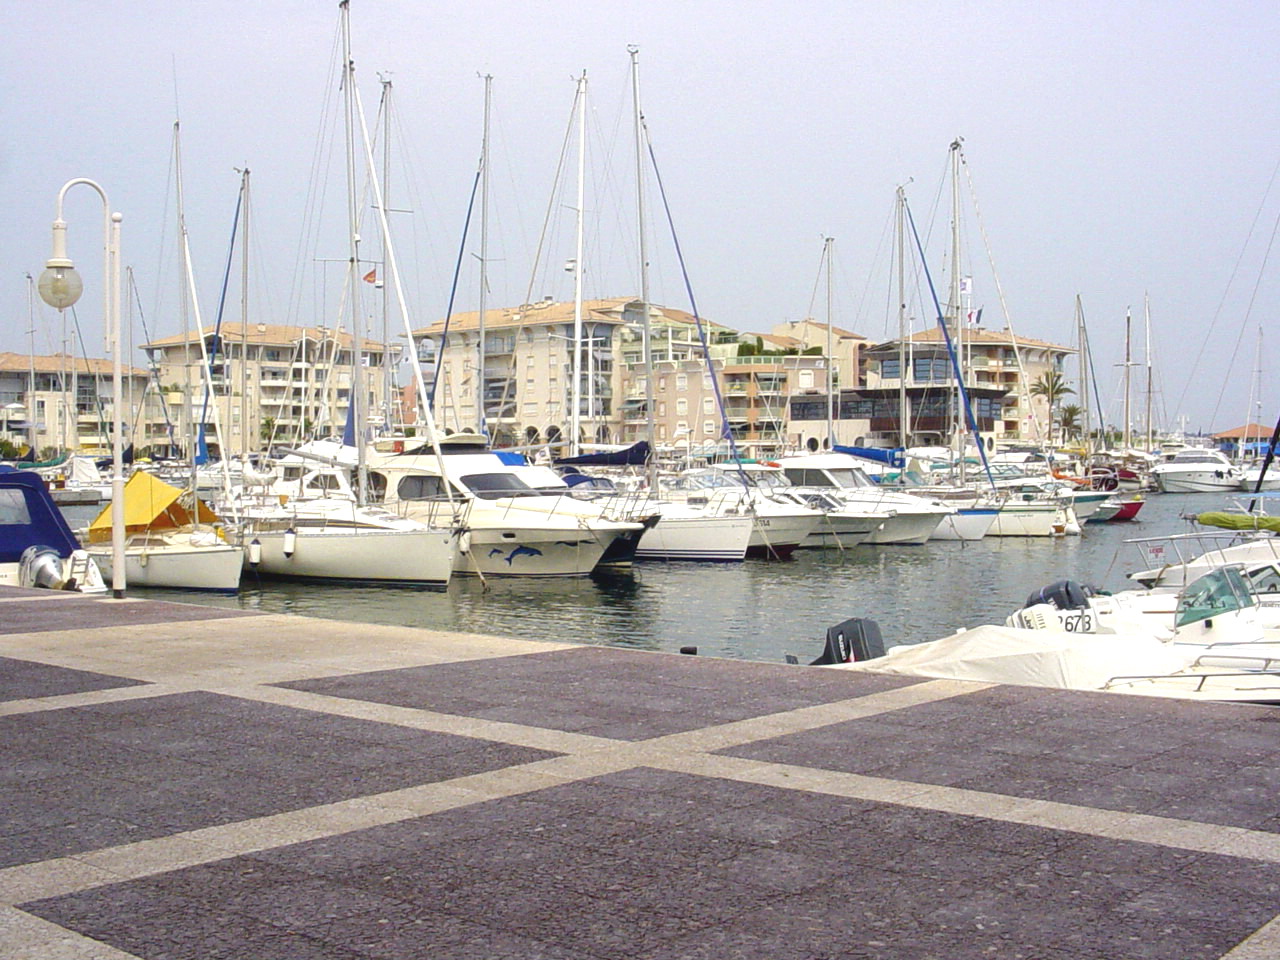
[570,71,586,458]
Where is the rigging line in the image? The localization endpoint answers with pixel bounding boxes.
[958,147,1043,446]
[195,184,244,463]
[644,129,750,477]
[128,267,177,451]
[429,167,482,409]
[67,305,109,445]
[903,192,995,486]
[495,78,582,426]
[1173,153,1280,421]
[1206,202,1280,430]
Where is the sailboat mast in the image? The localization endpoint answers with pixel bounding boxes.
[1143,293,1153,453]
[824,236,834,448]
[896,188,907,451]
[949,139,966,481]
[379,75,393,434]
[630,46,657,490]
[339,0,367,504]
[570,71,586,459]
[1122,307,1132,451]
[476,73,492,439]
[1075,295,1090,453]
[239,167,250,462]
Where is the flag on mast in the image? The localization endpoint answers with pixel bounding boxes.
[362,268,377,284]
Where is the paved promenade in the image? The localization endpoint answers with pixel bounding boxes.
[3,586,1280,959]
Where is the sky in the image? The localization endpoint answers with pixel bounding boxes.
[4,0,1279,437]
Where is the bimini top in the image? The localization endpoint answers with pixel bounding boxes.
[0,468,82,563]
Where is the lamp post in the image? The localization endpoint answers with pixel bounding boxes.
[37,180,126,598]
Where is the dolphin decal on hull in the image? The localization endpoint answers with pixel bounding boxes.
[487,545,545,566]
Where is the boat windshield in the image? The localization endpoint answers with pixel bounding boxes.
[783,467,876,489]
[1174,566,1257,628]
[460,472,540,500]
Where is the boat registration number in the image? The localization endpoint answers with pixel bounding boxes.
[1061,612,1094,632]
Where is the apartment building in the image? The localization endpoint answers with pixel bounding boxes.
[141,323,391,456]
[0,352,152,456]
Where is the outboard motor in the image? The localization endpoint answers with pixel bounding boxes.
[1023,580,1093,611]
[810,617,886,665]
[19,545,68,590]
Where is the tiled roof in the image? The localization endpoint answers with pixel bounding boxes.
[141,323,385,351]
[413,297,729,336]
[0,352,149,378]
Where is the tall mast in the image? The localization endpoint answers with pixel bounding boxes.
[1075,294,1090,453]
[239,167,250,461]
[630,46,657,489]
[476,73,492,438]
[896,188,908,451]
[339,0,367,503]
[823,235,834,449]
[26,275,37,456]
[569,71,586,458]
[379,75,394,434]
[949,139,966,481]
[1143,293,1153,452]
[1122,307,1132,451]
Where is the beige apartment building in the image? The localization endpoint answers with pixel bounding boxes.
[0,352,152,456]
[141,323,391,456]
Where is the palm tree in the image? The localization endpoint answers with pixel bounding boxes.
[1058,403,1083,442]
[1029,370,1075,444]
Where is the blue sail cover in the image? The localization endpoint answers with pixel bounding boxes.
[834,445,905,468]
[0,469,83,563]
[555,442,651,467]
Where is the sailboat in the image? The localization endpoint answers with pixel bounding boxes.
[236,0,457,587]
[84,470,241,591]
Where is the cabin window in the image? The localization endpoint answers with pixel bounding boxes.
[460,473,537,500]
[0,490,32,525]
[397,475,447,500]
[365,472,387,502]
[306,474,342,493]
[1248,567,1280,595]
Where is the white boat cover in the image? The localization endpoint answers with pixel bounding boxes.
[834,625,1195,691]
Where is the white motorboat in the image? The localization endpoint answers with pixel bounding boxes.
[1238,460,1280,492]
[634,500,754,562]
[663,466,821,559]
[775,454,952,544]
[83,470,242,592]
[1150,449,1243,493]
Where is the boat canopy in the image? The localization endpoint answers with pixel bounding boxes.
[0,468,84,562]
[555,441,650,467]
[834,445,904,468]
[1197,511,1280,534]
[86,471,223,545]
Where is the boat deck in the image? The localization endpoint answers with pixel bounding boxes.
[3,585,1280,959]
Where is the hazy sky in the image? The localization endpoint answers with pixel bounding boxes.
[5,0,1279,436]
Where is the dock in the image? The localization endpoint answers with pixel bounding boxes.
[3,586,1280,959]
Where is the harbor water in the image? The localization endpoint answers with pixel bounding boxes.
[82,492,1244,664]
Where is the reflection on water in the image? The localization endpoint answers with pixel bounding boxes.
[122,492,1225,664]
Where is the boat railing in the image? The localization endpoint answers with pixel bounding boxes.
[1123,530,1280,570]
[1103,670,1280,693]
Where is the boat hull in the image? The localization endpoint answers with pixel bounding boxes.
[91,542,243,592]
[636,514,753,562]
[863,511,946,545]
[929,508,998,541]
[246,527,454,585]
[987,504,1072,537]
[1154,471,1242,493]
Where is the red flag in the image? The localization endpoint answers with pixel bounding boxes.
[362,268,377,284]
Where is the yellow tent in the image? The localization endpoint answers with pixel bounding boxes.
[87,471,224,544]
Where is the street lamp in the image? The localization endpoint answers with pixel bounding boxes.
[37,180,126,598]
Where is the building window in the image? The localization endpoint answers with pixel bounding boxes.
[676,373,687,391]
[702,396,714,413]
[676,398,688,415]
[703,420,715,436]
[799,370,814,389]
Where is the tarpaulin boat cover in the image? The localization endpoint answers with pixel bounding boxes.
[86,471,224,545]
[831,624,1192,691]
[555,441,650,467]
[0,468,83,562]
[834,445,905,468]
[1197,511,1280,534]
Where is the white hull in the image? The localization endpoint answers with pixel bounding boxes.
[863,511,946,545]
[929,508,999,542]
[798,514,883,549]
[455,526,609,578]
[637,513,753,562]
[247,526,454,585]
[988,504,1072,537]
[1240,472,1280,492]
[1155,472,1242,493]
[748,513,820,558]
[90,541,243,592]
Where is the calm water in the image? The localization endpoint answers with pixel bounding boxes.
[103,492,1239,665]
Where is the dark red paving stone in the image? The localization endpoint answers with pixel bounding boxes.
[720,686,1280,832]
[24,769,1280,960]
[0,654,147,701]
[0,690,558,867]
[277,646,921,740]
[0,595,258,634]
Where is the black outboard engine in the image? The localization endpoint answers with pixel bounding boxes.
[1023,580,1093,611]
[810,617,886,665]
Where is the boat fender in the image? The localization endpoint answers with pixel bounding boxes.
[283,528,297,559]
[679,646,698,655]
[248,538,262,566]
[138,552,149,568]
[459,531,472,555]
